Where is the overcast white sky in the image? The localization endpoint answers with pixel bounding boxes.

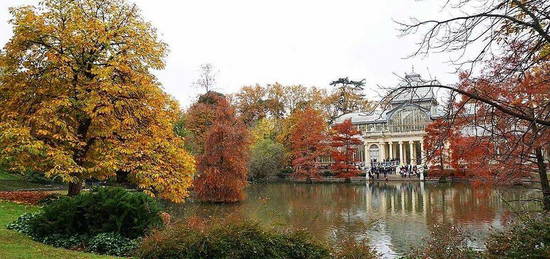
[0,0,459,108]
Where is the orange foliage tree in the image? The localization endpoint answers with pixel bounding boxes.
[0,0,195,201]
[330,119,363,178]
[193,97,251,203]
[423,119,457,176]
[185,91,226,155]
[288,107,328,179]
[448,136,495,178]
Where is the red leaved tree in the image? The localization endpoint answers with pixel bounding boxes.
[448,136,496,179]
[424,62,550,209]
[393,0,550,210]
[289,107,328,180]
[423,119,457,176]
[330,119,363,179]
[193,97,251,203]
[185,91,227,155]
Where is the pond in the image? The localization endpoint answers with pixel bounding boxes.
[166,182,540,258]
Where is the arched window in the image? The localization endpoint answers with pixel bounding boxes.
[388,106,430,132]
[369,144,379,162]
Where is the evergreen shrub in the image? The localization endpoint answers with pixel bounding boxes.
[29,187,162,239]
[7,187,161,256]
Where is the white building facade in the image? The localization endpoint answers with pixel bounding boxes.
[334,73,444,167]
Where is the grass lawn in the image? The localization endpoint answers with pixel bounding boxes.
[0,202,118,259]
[0,170,66,192]
[0,170,19,180]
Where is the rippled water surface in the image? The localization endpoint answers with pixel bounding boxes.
[166,182,539,258]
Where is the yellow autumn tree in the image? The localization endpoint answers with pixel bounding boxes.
[250,118,277,144]
[0,0,195,202]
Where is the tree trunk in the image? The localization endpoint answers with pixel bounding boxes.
[116,170,129,183]
[535,147,550,211]
[68,181,83,196]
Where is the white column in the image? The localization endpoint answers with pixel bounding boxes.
[399,141,404,165]
[420,140,425,165]
[388,142,393,160]
[365,144,370,165]
[379,142,385,162]
[409,141,415,165]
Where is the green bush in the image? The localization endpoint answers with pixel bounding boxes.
[37,193,63,205]
[6,212,40,236]
[136,220,331,259]
[277,168,293,178]
[485,214,550,258]
[87,232,139,256]
[41,234,87,249]
[29,187,162,239]
[7,187,158,256]
[249,139,286,181]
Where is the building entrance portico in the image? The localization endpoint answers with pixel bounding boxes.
[365,138,424,166]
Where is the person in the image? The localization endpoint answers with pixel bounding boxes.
[423,165,428,178]
[370,168,374,179]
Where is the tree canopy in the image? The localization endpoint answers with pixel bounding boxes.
[0,0,195,202]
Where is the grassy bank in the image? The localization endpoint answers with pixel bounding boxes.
[0,201,117,259]
[0,170,66,192]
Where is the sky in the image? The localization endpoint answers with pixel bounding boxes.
[0,0,460,108]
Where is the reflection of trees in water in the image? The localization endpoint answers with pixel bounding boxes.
[165,182,537,255]
[263,183,372,242]
[425,183,499,226]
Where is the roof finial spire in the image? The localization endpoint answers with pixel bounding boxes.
[411,65,415,73]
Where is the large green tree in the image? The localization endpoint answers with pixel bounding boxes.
[327,77,370,122]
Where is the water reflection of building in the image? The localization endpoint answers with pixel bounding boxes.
[167,183,535,257]
[334,73,444,166]
[363,182,508,255]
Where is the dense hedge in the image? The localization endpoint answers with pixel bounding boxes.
[29,187,161,239]
[136,221,332,259]
[7,187,161,256]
